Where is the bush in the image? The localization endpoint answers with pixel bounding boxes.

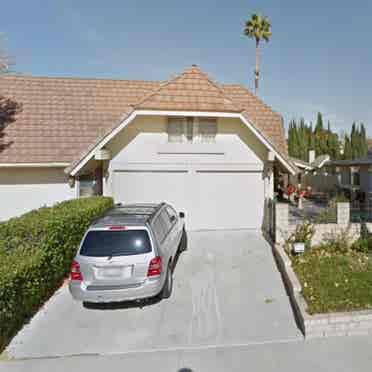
[287,221,315,251]
[0,197,113,351]
[319,228,352,254]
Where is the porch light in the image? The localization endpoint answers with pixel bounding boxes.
[94,148,111,161]
[268,151,275,162]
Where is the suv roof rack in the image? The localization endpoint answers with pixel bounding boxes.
[93,202,167,227]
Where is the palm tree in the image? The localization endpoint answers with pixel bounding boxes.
[244,14,272,95]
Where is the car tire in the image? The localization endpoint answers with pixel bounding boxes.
[83,301,93,309]
[161,263,173,299]
[179,228,187,252]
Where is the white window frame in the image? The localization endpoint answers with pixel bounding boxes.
[167,117,184,143]
[167,117,217,143]
[198,117,218,143]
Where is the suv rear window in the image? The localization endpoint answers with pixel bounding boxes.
[80,230,152,257]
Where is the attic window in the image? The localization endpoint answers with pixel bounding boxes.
[167,117,217,143]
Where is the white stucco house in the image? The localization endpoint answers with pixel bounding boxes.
[0,65,297,230]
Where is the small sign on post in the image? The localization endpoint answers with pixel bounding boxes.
[293,242,305,254]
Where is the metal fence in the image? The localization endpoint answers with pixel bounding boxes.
[350,199,372,223]
[288,195,337,225]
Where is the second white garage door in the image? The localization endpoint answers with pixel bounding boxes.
[112,169,264,230]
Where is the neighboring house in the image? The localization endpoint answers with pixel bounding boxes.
[368,139,372,156]
[324,156,372,198]
[288,150,334,192]
[0,65,296,229]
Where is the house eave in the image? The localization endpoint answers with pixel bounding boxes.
[67,109,297,177]
[0,162,70,168]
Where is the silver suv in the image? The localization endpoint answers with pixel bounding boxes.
[69,203,186,304]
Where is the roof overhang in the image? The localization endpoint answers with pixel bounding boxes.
[67,110,297,177]
[314,158,331,169]
[290,158,314,171]
[0,162,70,168]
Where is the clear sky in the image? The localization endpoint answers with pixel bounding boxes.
[1,0,371,136]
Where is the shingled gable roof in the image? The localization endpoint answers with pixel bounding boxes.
[0,65,292,173]
[134,65,242,113]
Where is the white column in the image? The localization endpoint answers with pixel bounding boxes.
[264,162,274,200]
[102,165,113,198]
[275,203,289,244]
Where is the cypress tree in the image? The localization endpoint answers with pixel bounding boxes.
[350,123,357,159]
[314,112,327,156]
[344,135,352,160]
[360,123,368,157]
[287,113,368,161]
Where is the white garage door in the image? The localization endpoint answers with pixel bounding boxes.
[112,169,264,230]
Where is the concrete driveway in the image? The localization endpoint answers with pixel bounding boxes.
[5,230,302,359]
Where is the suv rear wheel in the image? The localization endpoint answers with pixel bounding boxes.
[161,262,173,299]
[179,228,187,252]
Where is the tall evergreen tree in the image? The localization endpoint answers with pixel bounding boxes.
[314,112,328,156]
[287,113,370,161]
[360,123,368,157]
[343,135,352,160]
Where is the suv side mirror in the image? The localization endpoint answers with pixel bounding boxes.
[179,212,185,219]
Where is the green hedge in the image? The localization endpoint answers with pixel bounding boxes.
[0,197,114,351]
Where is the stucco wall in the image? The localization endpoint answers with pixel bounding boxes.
[107,115,267,168]
[99,115,269,230]
[0,168,75,221]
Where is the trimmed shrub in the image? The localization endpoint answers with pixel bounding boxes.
[0,197,113,351]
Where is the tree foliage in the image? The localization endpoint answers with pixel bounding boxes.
[0,197,114,352]
[0,96,22,151]
[244,13,272,43]
[343,123,368,159]
[288,113,368,161]
[0,36,21,151]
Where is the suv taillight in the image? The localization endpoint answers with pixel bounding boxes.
[147,256,162,277]
[70,260,83,281]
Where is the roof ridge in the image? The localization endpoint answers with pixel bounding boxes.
[0,73,246,88]
[132,72,183,108]
[133,65,243,112]
[187,66,243,112]
[0,74,163,84]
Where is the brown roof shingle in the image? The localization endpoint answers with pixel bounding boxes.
[0,66,288,167]
[222,84,288,156]
[0,76,159,163]
[135,65,242,113]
